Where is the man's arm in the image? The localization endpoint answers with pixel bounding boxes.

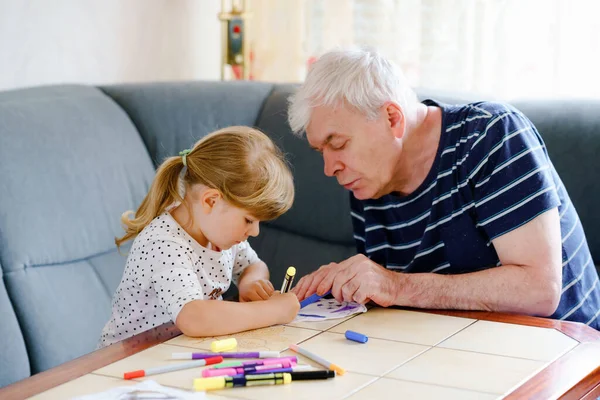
[397,208,562,316]
[293,208,562,316]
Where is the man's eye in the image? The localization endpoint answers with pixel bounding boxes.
[331,141,348,150]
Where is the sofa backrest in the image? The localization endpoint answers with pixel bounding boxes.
[0,85,156,385]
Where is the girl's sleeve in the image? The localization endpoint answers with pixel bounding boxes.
[231,240,261,286]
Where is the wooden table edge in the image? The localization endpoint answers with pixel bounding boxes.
[0,323,181,400]
[0,309,598,400]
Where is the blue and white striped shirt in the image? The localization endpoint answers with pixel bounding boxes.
[350,100,600,329]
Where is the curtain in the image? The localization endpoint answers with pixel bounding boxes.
[248,0,600,99]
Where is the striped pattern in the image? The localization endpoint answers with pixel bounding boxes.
[350,100,600,329]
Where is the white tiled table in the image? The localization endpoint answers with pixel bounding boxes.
[3,307,600,400]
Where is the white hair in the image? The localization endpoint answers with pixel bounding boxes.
[287,47,418,136]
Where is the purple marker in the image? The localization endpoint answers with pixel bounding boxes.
[171,351,280,360]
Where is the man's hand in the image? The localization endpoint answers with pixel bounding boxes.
[238,279,275,302]
[291,254,402,307]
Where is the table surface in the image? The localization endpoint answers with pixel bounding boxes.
[2,307,600,400]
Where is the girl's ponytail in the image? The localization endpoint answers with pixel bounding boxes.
[115,156,184,248]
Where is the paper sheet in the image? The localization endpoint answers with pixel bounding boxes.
[71,379,205,400]
[293,297,367,322]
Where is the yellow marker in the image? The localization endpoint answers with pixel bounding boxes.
[281,266,296,293]
[210,337,237,352]
[194,372,292,391]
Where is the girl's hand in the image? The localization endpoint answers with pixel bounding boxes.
[267,292,301,324]
[238,279,275,302]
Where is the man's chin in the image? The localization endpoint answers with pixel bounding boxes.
[351,188,376,200]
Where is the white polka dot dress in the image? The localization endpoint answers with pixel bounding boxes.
[98,212,259,348]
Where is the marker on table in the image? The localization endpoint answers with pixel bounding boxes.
[281,266,296,293]
[246,365,314,375]
[211,356,297,369]
[345,330,369,343]
[210,338,237,352]
[288,343,345,375]
[202,361,295,377]
[171,351,280,360]
[123,356,223,379]
[194,372,292,391]
[300,290,331,308]
[289,370,336,380]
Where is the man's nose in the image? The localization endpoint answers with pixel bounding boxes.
[323,153,342,177]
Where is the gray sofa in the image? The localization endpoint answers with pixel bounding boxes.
[1,82,599,388]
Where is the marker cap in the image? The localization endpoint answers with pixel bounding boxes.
[283,373,292,384]
[345,330,368,343]
[194,377,225,391]
[123,370,145,380]
[210,338,237,352]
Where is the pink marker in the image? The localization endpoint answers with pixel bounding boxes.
[202,362,294,377]
[211,356,298,370]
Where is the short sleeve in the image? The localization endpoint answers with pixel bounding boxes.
[469,107,560,239]
[231,241,260,285]
[145,239,204,322]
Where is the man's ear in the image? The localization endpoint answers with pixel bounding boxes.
[385,102,405,139]
[201,188,222,214]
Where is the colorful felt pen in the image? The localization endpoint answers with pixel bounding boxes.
[123,356,223,379]
[211,356,297,369]
[246,365,314,375]
[300,291,331,308]
[202,362,294,377]
[289,370,336,380]
[194,372,291,391]
[281,266,296,293]
[288,343,345,375]
[171,351,280,360]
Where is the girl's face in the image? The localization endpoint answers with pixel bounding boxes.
[184,185,260,251]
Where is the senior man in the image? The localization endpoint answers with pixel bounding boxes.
[288,47,600,329]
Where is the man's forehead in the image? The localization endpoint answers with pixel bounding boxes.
[306,127,336,150]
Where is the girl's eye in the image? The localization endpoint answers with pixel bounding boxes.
[245,218,254,224]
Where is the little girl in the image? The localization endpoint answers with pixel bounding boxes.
[99,126,299,347]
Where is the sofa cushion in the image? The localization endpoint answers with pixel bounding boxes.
[0,85,154,373]
[101,81,275,167]
[0,267,29,387]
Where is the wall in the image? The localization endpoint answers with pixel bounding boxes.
[0,0,222,91]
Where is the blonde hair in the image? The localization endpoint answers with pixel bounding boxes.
[115,126,294,248]
[288,46,418,135]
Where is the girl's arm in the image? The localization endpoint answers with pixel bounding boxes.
[238,261,270,284]
[237,261,276,302]
[175,292,299,337]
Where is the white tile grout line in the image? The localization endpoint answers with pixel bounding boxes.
[339,375,382,400]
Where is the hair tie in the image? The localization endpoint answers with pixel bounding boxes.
[179,149,192,167]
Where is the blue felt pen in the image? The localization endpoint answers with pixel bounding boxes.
[300,291,331,309]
